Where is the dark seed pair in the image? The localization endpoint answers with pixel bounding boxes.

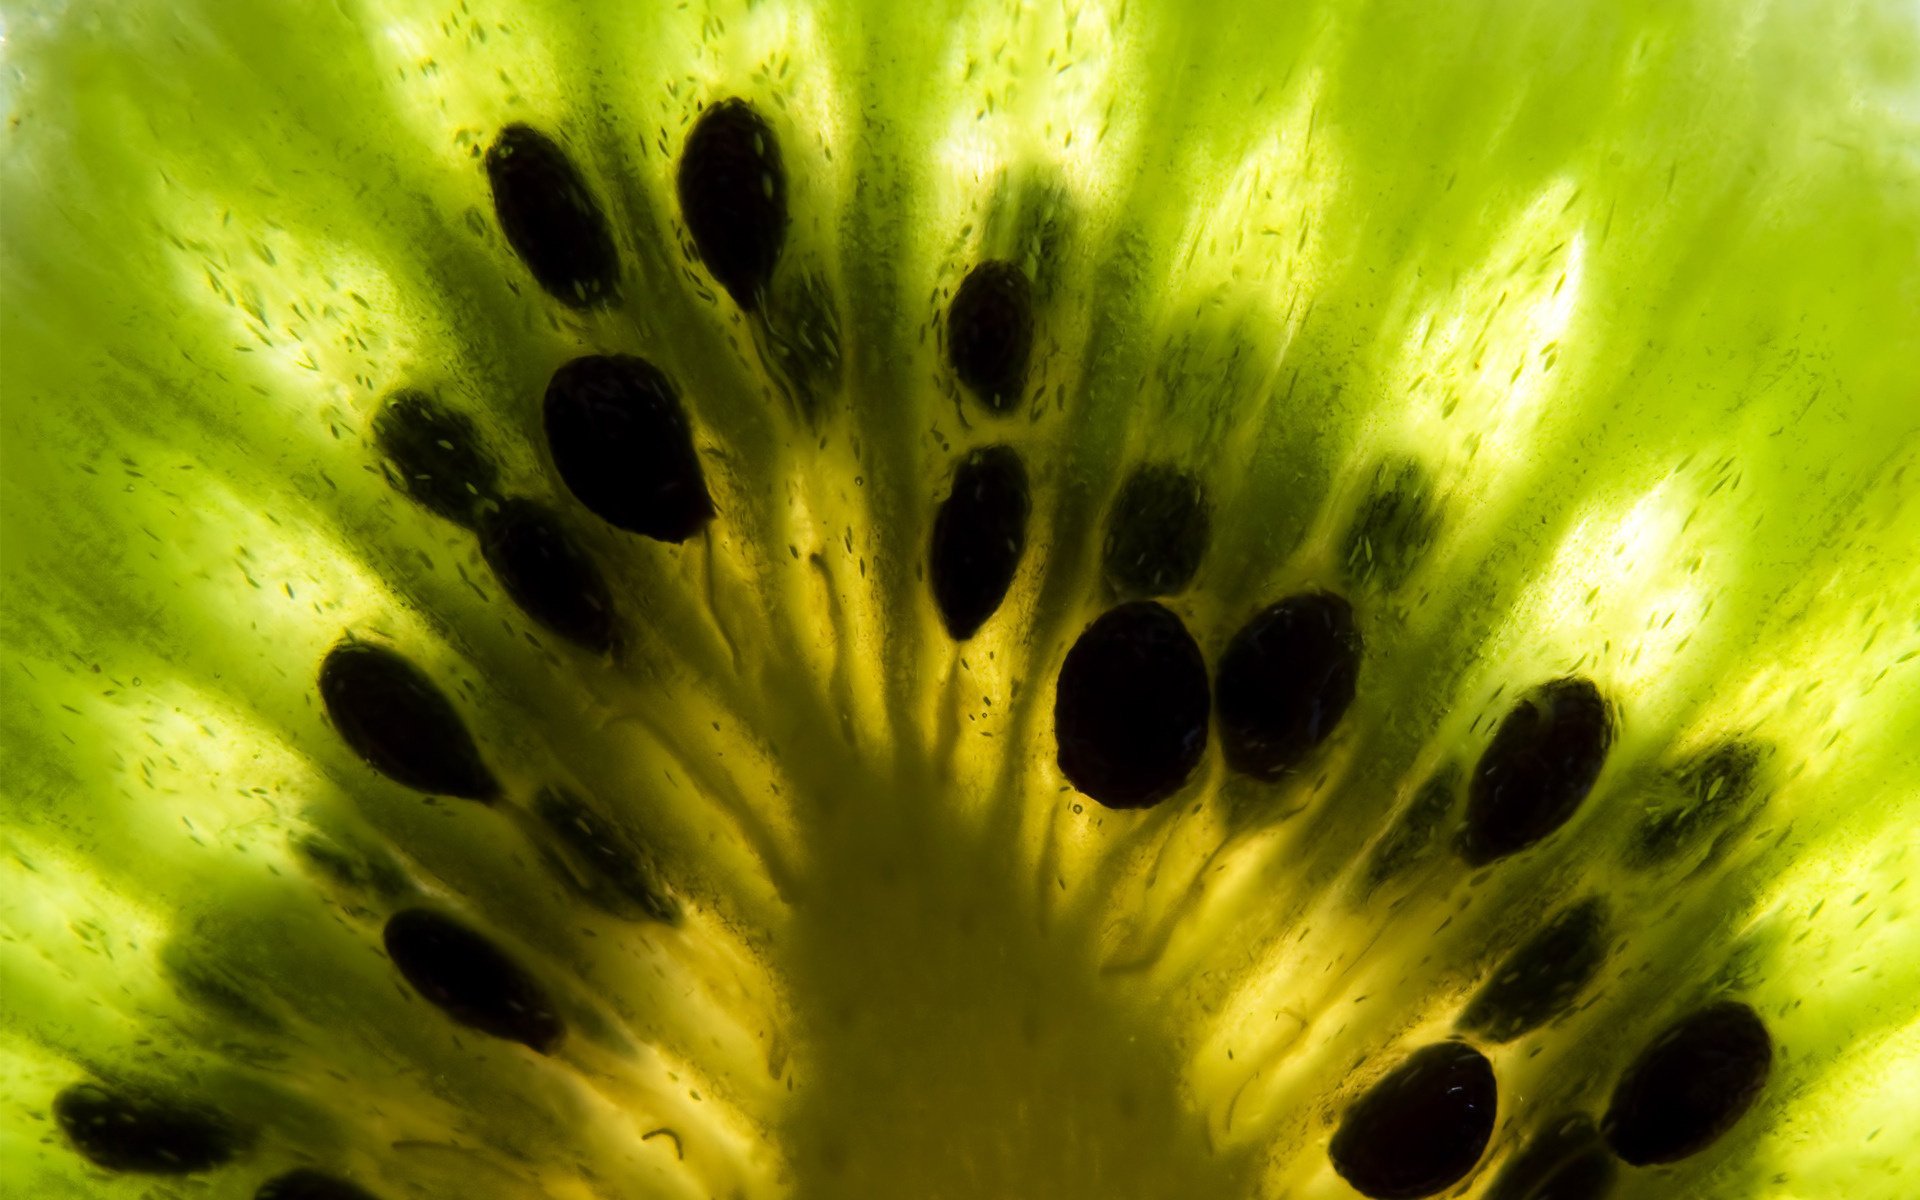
[1486,1006,1772,1198]
[374,390,617,654]
[1330,1002,1771,1197]
[487,99,788,313]
[314,649,615,1056]
[378,353,723,652]
[318,642,676,921]
[53,1027,542,1180]
[1054,592,1361,809]
[929,456,1214,641]
[316,641,569,1035]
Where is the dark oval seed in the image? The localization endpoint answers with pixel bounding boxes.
[929,445,1031,640]
[256,1168,384,1200]
[1602,1000,1771,1166]
[318,642,498,802]
[373,390,500,527]
[478,497,617,654]
[1329,1041,1498,1199]
[534,786,679,925]
[1102,463,1212,597]
[1054,601,1210,809]
[677,98,786,311]
[383,908,565,1054]
[1214,592,1362,781]
[1627,739,1764,868]
[1461,897,1611,1043]
[1460,677,1612,865]
[947,260,1035,414]
[543,354,714,543]
[484,124,620,309]
[53,1082,242,1175]
[1484,1115,1617,1200]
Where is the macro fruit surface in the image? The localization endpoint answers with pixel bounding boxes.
[2,1,1917,1198]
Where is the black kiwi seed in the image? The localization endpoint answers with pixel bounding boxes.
[947,260,1035,414]
[1626,738,1765,868]
[382,908,565,1054]
[1460,897,1611,1043]
[1214,592,1362,781]
[1054,601,1210,810]
[477,497,618,654]
[1601,1000,1771,1166]
[484,124,620,310]
[1101,463,1212,597]
[1484,1115,1617,1200]
[53,1082,243,1174]
[1342,458,1442,593]
[928,444,1031,640]
[543,354,715,543]
[534,786,680,925]
[372,389,500,527]
[1459,677,1612,865]
[1328,1041,1498,1200]
[317,641,499,802]
[677,97,787,311]
[255,1168,384,1200]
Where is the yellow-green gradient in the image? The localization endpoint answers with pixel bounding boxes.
[2,0,1916,1197]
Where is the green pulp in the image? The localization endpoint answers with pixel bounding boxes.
[2,1,1917,1197]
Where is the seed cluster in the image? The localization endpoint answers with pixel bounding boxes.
[46,91,1779,1200]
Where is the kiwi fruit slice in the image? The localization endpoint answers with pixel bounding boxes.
[2,2,1917,1198]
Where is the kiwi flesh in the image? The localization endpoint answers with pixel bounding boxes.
[2,2,1918,1199]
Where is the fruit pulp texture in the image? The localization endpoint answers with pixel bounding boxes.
[2,1,1919,1199]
